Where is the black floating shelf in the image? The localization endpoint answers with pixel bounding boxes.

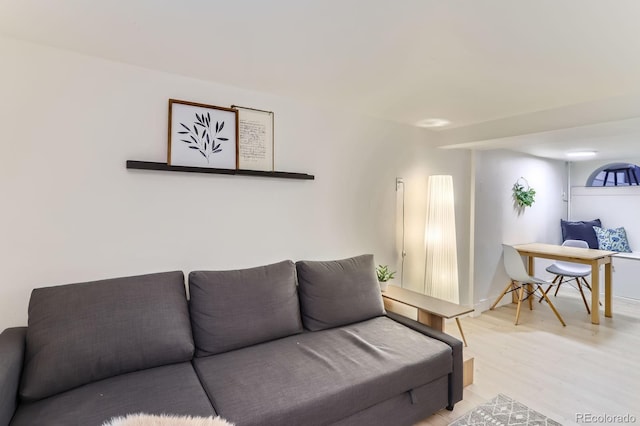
[126,161,314,180]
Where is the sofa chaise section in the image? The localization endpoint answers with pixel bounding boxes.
[194,316,454,426]
[189,255,462,425]
[386,311,463,406]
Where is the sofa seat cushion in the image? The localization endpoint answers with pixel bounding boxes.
[20,271,194,401]
[10,362,215,426]
[193,316,452,426]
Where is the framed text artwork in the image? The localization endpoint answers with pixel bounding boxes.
[168,99,238,169]
[232,105,274,171]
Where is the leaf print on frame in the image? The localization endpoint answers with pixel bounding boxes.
[168,99,238,169]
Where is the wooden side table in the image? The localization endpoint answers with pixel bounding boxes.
[382,285,475,387]
[381,285,473,346]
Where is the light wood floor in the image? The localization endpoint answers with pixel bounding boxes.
[416,290,640,426]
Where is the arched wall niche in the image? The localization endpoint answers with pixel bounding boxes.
[586,163,640,187]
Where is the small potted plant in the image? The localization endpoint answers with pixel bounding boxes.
[376,264,396,292]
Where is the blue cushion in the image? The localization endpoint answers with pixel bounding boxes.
[593,226,632,252]
[560,219,601,249]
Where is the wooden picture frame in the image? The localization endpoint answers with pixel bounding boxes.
[232,105,274,171]
[168,99,238,169]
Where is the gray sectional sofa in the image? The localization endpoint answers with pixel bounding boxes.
[0,255,462,426]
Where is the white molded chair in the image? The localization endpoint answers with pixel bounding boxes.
[541,239,594,314]
[491,244,566,326]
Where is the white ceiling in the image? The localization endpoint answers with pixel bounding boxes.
[441,115,640,162]
[2,0,640,160]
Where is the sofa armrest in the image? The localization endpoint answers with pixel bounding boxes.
[0,327,27,425]
[385,312,463,408]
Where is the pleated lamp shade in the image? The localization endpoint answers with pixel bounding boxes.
[424,175,459,303]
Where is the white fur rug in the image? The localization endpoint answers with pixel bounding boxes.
[102,414,234,426]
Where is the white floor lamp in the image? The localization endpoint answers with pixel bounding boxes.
[423,175,459,303]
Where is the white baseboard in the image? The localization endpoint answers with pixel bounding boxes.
[474,295,511,314]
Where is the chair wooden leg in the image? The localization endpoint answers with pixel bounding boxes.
[539,275,559,303]
[576,279,591,315]
[539,285,567,326]
[538,287,549,303]
[515,285,525,325]
[553,276,564,296]
[491,280,517,310]
[528,284,534,310]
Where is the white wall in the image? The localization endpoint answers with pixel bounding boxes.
[0,36,472,329]
[570,186,640,248]
[473,149,567,311]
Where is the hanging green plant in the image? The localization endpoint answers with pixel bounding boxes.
[512,177,536,208]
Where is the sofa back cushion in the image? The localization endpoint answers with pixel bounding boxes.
[20,271,194,402]
[296,254,385,331]
[189,260,303,356]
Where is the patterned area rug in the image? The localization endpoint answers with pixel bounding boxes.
[449,394,562,426]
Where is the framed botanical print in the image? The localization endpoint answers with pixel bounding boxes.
[168,99,238,169]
